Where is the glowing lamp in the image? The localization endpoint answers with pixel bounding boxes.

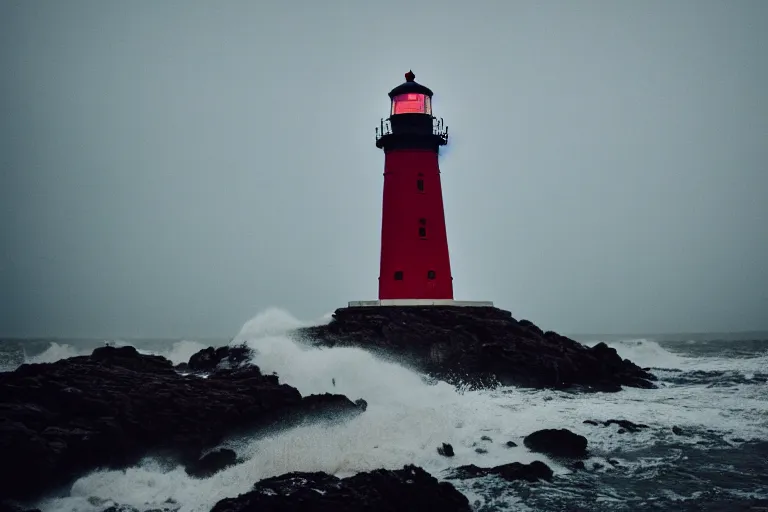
[391,93,432,115]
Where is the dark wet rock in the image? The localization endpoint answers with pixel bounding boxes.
[583,418,650,433]
[293,393,365,417]
[523,428,588,459]
[604,419,650,432]
[505,441,518,447]
[607,458,621,466]
[571,460,586,471]
[437,442,455,457]
[449,460,553,482]
[102,507,139,512]
[185,448,238,478]
[480,435,493,441]
[210,464,472,512]
[474,447,488,454]
[185,344,253,373]
[672,425,693,437]
[0,503,41,512]
[296,306,656,391]
[0,345,365,501]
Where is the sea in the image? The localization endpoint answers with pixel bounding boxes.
[1,308,767,512]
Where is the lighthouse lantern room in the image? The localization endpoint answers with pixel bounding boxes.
[348,71,493,308]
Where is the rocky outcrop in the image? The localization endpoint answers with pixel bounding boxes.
[583,418,650,434]
[523,429,588,459]
[177,344,253,374]
[437,442,455,457]
[448,460,553,482]
[0,345,365,501]
[296,306,656,391]
[210,464,472,512]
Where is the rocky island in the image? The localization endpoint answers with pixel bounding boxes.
[296,306,657,391]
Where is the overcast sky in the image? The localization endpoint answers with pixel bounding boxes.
[1,1,766,338]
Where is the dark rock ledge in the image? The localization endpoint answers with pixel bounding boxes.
[0,345,364,502]
[210,465,473,512]
[295,306,656,391]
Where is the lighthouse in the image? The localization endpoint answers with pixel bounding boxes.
[349,71,493,308]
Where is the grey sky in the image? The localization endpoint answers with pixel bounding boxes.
[1,1,766,338]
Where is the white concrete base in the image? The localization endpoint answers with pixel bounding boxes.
[347,299,494,307]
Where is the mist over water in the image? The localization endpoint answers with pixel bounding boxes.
[2,308,767,512]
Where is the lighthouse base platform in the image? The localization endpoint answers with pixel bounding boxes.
[347,299,494,308]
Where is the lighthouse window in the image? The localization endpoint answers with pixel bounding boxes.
[394,271,404,280]
[427,270,436,280]
[418,227,427,238]
[417,179,424,192]
[391,93,429,115]
[419,218,426,225]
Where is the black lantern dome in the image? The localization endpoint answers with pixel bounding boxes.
[375,71,448,153]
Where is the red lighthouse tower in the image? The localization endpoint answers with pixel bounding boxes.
[375,71,453,301]
[349,72,492,308]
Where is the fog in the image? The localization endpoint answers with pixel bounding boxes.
[1,1,766,337]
